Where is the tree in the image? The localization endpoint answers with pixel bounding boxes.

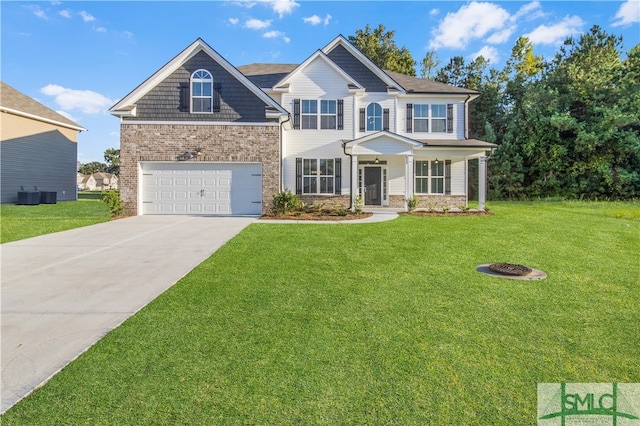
[78,161,107,175]
[349,24,416,76]
[104,148,120,177]
[419,50,440,79]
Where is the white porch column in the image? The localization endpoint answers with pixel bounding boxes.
[406,154,414,210]
[479,156,487,211]
[351,154,359,211]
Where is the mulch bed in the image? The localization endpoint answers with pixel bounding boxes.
[401,210,493,217]
[261,212,373,221]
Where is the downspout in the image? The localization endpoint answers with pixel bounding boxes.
[279,114,291,192]
[342,142,353,210]
[464,94,472,139]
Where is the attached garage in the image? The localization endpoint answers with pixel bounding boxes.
[140,162,262,215]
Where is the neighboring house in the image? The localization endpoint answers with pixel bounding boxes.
[77,172,119,191]
[1,82,86,203]
[110,37,495,216]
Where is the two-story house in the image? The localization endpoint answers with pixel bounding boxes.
[110,36,495,216]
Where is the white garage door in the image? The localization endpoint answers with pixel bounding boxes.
[141,162,262,215]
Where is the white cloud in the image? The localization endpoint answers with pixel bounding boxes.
[96,27,107,33]
[263,30,290,43]
[303,14,331,26]
[79,11,96,22]
[525,15,584,45]
[612,0,640,27]
[512,1,544,21]
[262,0,299,18]
[486,26,516,44]
[429,2,511,49]
[472,45,499,63]
[58,9,71,18]
[40,84,115,115]
[430,9,439,16]
[245,18,272,29]
[28,5,48,19]
[229,17,239,25]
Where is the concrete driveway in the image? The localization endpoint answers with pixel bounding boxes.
[1,215,257,413]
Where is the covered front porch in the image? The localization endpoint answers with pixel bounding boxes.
[343,131,496,212]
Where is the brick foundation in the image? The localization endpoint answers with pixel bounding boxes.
[120,123,280,215]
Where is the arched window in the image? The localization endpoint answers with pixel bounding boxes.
[366,103,383,131]
[191,69,213,113]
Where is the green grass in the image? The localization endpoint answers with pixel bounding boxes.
[2,201,639,424]
[0,200,111,243]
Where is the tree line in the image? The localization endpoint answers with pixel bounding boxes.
[350,24,640,200]
[78,148,120,176]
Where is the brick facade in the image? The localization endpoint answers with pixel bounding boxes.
[120,123,280,215]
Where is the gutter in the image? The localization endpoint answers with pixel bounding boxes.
[342,142,353,210]
[463,94,471,139]
[1,107,86,132]
[279,114,291,192]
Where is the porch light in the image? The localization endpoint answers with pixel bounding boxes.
[374,157,380,164]
[434,158,439,165]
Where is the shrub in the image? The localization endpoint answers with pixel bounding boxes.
[272,189,302,214]
[101,190,123,217]
[354,195,363,214]
[407,195,419,211]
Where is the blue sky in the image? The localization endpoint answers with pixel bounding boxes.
[2,0,639,163]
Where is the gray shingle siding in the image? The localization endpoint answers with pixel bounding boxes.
[326,44,389,93]
[125,51,272,122]
[1,130,77,203]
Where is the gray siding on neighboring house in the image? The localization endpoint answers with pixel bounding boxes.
[126,51,272,122]
[326,44,389,92]
[1,130,77,203]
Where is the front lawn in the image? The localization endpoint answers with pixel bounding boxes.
[2,201,639,424]
[0,200,111,243]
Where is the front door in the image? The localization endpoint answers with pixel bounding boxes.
[364,166,382,205]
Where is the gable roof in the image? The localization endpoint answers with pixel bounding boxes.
[269,50,364,92]
[322,35,404,93]
[1,81,86,131]
[237,64,297,88]
[109,38,287,117]
[383,71,479,95]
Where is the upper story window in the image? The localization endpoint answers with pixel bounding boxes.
[293,99,343,130]
[407,103,453,133]
[431,105,447,132]
[301,100,318,129]
[413,104,429,132]
[320,100,337,129]
[366,103,383,131]
[191,69,213,113]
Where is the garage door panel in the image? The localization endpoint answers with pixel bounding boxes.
[142,162,262,215]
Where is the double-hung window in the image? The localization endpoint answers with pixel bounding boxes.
[431,161,445,193]
[301,100,318,129]
[303,159,334,194]
[415,161,430,193]
[191,69,213,113]
[431,105,447,133]
[320,100,337,129]
[413,104,429,132]
[415,160,445,194]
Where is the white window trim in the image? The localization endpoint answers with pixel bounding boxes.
[303,158,335,194]
[413,104,447,134]
[320,100,337,130]
[366,102,383,132]
[301,99,318,130]
[415,160,445,194]
[191,69,213,114]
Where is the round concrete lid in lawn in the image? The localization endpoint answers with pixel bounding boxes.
[477,263,547,280]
